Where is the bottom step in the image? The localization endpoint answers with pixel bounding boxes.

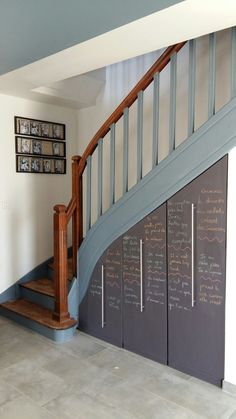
[0,299,77,343]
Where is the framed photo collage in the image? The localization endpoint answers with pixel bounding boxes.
[15,116,66,174]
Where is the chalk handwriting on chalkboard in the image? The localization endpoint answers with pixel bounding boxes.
[168,199,192,311]
[104,244,122,311]
[89,242,122,312]
[196,184,225,307]
[197,188,225,244]
[144,211,167,305]
[123,235,141,306]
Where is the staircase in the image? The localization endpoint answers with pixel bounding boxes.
[1,27,236,341]
[0,258,77,341]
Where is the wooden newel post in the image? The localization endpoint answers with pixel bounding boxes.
[53,204,69,323]
[72,155,82,277]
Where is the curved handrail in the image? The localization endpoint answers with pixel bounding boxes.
[77,41,186,177]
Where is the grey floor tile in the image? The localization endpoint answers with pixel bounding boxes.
[45,390,136,419]
[88,346,164,385]
[59,330,107,360]
[44,353,111,390]
[229,411,236,419]
[140,371,236,419]
[0,396,58,419]
[0,379,22,407]
[95,379,203,419]
[0,359,68,406]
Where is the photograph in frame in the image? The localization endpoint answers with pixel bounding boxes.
[52,142,61,156]
[54,159,64,173]
[53,124,64,140]
[18,119,30,135]
[41,123,52,138]
[19,138,31,154]
[43,159,51,173]
[31,158,41,173]
[18,156,30,172]
[32,139,42,154]
[30,121,41,136]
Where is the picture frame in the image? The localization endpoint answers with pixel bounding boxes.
[15,116,66,175]
[16,156,66,174]
[15,137,66,158]
[15,116,65,141]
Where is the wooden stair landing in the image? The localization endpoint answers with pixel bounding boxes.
[20,278,55,297]
[0,300,76,330]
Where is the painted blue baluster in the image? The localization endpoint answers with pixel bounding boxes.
[97,139,103,219]
[137,91,143,182]
[169,52,177,153]
[208,32,216,118]
[232,27,236,98]
[86,156,92,233]
[152,72,160,168]
[123,107,129,195]
[188,39,196,136]
[109,124,115,207]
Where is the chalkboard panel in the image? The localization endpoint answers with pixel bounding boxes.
[123,203,167,364]
[168,156,227,386]
[79,237,122,347]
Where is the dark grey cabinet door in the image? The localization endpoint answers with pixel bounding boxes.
[123,203,167,364]
[167,156,227,386]
[79,237,122,347]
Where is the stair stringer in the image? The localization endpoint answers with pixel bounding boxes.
[78,97,236,304]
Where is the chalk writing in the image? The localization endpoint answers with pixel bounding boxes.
[144,209,167,305]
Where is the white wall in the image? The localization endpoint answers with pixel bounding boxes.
[0,94,77,294]
[225,148,236,386]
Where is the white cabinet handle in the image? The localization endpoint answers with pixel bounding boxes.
[140,239,144,312]
[101,264,105,327]
[191,204,196,308]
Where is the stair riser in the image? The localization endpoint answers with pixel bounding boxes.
[0,307,76,342]
[47,266,54,280]
[20,287,54,311]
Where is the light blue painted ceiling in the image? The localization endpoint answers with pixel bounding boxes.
[0,0,184,75]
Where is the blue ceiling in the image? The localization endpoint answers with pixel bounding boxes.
[0,0,184,75]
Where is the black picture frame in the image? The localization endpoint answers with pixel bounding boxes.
[14,116,66,141]
[15,136,66,158]
[16,155,66,174]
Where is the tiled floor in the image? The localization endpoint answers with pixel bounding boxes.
[0,316,235,419]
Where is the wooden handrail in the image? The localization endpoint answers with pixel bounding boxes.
[66,197,77,221]
[78,41,186,177]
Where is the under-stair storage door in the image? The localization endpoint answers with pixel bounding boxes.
[123,203,167,364]
[167,156,227,387]
[79,237,122,347]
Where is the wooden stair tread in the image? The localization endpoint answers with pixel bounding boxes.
[20,278,55,297]
[0,300,76,330]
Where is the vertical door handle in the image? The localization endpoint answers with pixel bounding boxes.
[101,264,105,328]
[191,203,195,308]
[140,239,144,312]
